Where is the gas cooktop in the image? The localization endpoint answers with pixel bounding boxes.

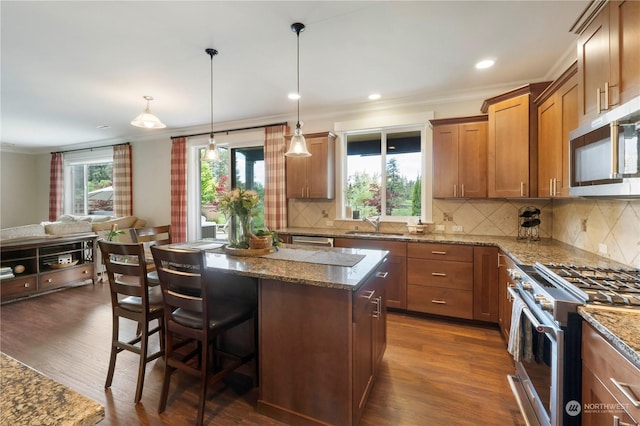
[542,263,640,308]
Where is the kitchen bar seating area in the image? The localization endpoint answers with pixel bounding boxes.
[0,280,524,425]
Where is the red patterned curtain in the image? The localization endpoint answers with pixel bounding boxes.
[170,138,187,243]
[264,125,288,230]
[48,153,63,221]
[112,144,132,217]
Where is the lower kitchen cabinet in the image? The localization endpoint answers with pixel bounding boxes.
[334,238,407,310]
[406,243,474,319]
[497,250,516,340]
[473,246,499,322]
[582,322,640,425]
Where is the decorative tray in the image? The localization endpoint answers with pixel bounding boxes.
[49,259,79,269]
[223,246,276,257]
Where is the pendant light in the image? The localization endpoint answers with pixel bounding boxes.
[131,95,166,129]
[205,48,219,161]
[285,22,311,157]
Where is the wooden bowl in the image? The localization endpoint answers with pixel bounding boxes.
[249,235,273,250]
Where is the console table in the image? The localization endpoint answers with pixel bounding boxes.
[0,234,97,302]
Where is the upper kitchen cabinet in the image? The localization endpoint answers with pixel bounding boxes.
[286,131,336,199]
[576,0,640,125]
[535,62,578,198]
[481,82,551,198]
[430,115,488,199]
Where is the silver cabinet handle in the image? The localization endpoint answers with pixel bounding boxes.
[372,296,382,319]
[597,87,602,114]
[431,300,446,304]
[431,272,447,277]
[453,184,457,198]
[461,184,464,198]
[375,271,388,278]
[553,178,558,196]
[613,416,634,426]
[431,251,447,255]
[520,181,525,197]
[550,178,553,196]
[24,283,30,288]
[611,121,620,179]
[363,290,375,300]
[46,278,52,283]
[610,378,640,408]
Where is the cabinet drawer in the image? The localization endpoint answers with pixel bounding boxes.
[40,264,94,290]
[407,243,473,262]
[582,322,640,422]
[407,258,473,290]
[407,285,473,319]
[335,238,406,257]
[1,275,37,298]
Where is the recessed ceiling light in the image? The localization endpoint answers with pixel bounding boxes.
[288,93,300,100]
[368,93,381,100]
[475,59,495,69]
[96,124,111,129]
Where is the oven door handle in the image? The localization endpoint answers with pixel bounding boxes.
[508,287,558,338]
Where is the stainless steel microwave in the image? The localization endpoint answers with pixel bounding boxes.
[569,96,640,197]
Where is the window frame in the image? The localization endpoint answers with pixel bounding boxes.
[337,122,433,223]
[62,147,113,216]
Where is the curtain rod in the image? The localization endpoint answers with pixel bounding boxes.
[52,142,130,155]
[170,121,288,140]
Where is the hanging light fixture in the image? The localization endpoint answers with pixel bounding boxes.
[285,22,311,157]
[131,95,166,129]
[204,48,219,161]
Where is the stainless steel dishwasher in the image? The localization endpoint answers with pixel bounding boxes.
[290,235,334,247]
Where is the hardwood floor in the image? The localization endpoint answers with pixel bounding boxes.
[0,283,524,425]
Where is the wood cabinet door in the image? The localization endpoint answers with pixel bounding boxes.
[497,252,515,340]
[472,246,498,322]
[488,94,531,197]
[432,124,459,198]
[577,3,611,124]
[559,79,578,197]
[308,137,333,199]
[286,156,309,198]
[537,93,561,198]
[352,278,375,425]
[610,0,640,106]
[458,121,487,198]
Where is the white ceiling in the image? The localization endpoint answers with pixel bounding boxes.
[0,1,589,151]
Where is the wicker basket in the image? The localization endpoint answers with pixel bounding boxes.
[249,235,273,249]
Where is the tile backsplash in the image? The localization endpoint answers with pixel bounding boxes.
[288,198,640,268]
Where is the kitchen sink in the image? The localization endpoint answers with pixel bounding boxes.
[344,231,406,237]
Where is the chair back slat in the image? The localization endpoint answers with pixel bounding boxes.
[130,225,171,247]
[151,245,208,327]
[98,240,151,303]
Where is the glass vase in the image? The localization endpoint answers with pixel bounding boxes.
[229,214,252,248]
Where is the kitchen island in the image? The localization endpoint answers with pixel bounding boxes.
[201,243,390,426]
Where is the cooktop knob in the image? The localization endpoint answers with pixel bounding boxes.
[507,268,521,280]
[539,300,553,312]
[522,282,534,291]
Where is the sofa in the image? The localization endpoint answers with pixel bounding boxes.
[0,215,146,242]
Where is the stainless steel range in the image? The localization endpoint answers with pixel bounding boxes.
[506,262,640,426]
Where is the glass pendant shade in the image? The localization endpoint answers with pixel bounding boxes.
[205,135,219,161]
[131,96,166,129]
[285,125,311,157]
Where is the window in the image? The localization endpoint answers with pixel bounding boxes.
[63,148,113,216]
[231,146,265,229]
[344,126,425,221]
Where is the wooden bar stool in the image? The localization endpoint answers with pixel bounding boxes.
[130,225,171,285]
[98,240,165,403]
[151,245,256,426]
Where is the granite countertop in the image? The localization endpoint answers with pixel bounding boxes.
[278,227,631,268]
[578,306,640,369]
[201,243,389,291]
[0,352,104,425]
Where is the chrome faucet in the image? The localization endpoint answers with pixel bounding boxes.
[362,215,381,233]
